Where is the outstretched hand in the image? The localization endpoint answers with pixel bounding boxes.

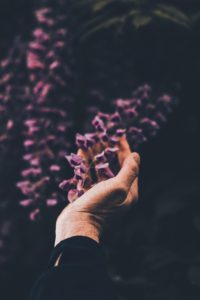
[55,138,140,245]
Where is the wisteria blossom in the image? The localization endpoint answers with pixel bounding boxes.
[0,2,176,223]
[60,84,175,202]
[17,0,74,220]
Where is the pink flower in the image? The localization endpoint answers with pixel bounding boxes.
[17,0,74,220]
[46,199,58,207]
[30,209,40,221]
[60,85,175,203]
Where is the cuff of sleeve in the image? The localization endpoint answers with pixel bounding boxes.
[48,236,106,269]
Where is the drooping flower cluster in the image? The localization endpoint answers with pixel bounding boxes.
[0,1,176,223]
[27,0,72,103]
[17,0,74,220]
[60,84,175,202]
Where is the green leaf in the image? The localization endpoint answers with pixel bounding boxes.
[153,4,191,28]
[128,9,142,17]
[81,16,126,41]
[132,14,152,29]
[128,9,152,29]
[75,0,113,11]
[93,0,111,12]
[81,11,112,31]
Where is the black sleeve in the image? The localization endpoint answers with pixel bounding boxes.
[29,236,118,300]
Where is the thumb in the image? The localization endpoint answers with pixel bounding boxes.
[115,152,140,193]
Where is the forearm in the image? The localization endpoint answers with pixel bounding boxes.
[30,151,139,300]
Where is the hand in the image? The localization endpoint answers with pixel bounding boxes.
[55,138,140,246]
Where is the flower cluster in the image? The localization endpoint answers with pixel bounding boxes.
[17,0,74,220]
[27,0,72,103]
[60,84,175,202]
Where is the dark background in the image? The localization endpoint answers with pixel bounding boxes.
[0,1,200,300]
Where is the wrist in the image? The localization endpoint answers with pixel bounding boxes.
[55,210,101,246]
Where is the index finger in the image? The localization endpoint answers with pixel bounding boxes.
[117,136,132,166]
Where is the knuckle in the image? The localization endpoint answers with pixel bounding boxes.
[130,160,139,175]
[112,178,128,197]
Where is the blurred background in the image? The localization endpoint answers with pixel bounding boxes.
[0,1,200,299]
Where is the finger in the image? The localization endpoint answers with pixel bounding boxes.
[117,136,131,166]
[116,152,140,193]
[123,153,140,207]
[77,149,93,191]
[123,177,139,207]
[77,148,87,160]
[75,153,140,209]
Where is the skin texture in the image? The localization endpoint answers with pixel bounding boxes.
[55,138,140,246]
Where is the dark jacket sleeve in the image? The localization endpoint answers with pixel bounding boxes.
[29,236,118,300]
